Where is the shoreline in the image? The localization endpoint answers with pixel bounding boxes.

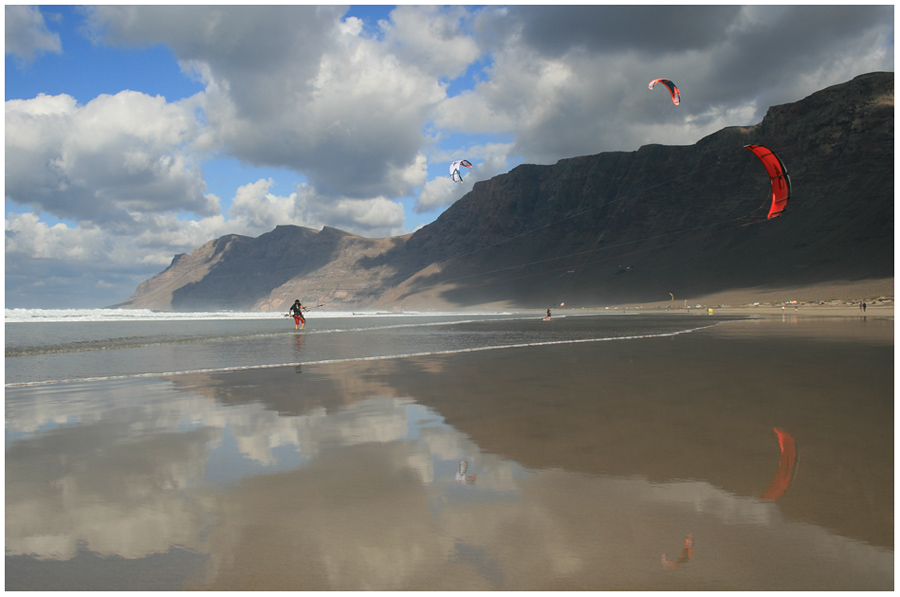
[458,278,895,319]
[588,303,894,318]
[625,277,894,316]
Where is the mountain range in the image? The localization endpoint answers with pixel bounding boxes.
[115,72,894,312]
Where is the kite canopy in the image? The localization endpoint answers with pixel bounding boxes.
[450,159,473,183]
[745,144,791,219]
[648,78,681,105]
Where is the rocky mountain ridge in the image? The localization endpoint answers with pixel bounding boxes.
[116,72,893,311]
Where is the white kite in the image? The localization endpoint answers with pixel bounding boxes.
[450,159,473,183]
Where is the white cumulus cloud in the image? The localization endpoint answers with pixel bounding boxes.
[6,91,216,227]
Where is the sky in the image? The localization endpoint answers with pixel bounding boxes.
[4,4,894,309]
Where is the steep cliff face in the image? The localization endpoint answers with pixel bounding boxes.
[119,72,893,311]
[376,71,893,307]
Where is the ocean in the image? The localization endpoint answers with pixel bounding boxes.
[4,307,722,386]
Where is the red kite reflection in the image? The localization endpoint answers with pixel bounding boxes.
[761,427,797,501]
[661,533,694,568]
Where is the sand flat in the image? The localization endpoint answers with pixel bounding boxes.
[5,313,893,590]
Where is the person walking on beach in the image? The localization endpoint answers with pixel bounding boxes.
[288,299,306,330]
[861,301,867,312]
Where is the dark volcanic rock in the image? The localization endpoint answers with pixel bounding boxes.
[119,72,893,311]
[382,72,893,307]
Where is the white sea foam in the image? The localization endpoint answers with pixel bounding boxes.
[4,308,513,323]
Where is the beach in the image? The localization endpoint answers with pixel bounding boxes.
[5,308,893,590]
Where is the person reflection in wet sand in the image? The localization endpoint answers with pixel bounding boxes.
[761,427,797,502]
[661,533,694,568]
[456,460,477,485]
[293,334,305,373]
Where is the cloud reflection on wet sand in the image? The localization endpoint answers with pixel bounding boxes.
[5,317,893,590]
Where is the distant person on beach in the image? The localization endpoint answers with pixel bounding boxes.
[545,308,551,320]
[288,299,306,330]
[861,301,867,312]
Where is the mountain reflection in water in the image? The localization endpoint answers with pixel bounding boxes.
[5,326,893,590]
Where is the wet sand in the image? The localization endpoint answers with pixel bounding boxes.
[6,312,893,590]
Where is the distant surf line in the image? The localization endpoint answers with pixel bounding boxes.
[3,308,519,324]
[5,315,532,358]
[5,321,724,388]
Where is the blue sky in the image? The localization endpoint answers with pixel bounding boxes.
[5,5,894,308]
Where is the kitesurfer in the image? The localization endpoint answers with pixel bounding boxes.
[545,308,552,320]
[288,299,306,330]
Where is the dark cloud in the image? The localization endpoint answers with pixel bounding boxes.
[85,6,345,118]
[704,6,894,105]
[491,4,894,159]
[508,5,741,56]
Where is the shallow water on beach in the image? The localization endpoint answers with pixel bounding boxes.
[5,313,893,590]
[5,310,719,385]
